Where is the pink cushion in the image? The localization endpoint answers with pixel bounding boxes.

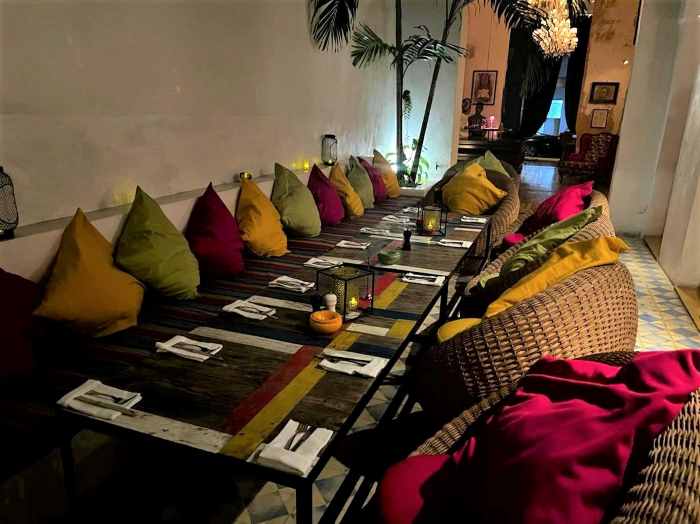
[520,181,593,236]
[359,158,388,203]
[308,165,345,226]
[503,232,526,247]
[185,183,245,277]
[380,350,700,524]
[1,268,40,377]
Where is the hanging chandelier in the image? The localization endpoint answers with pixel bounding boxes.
[528,0,579,58]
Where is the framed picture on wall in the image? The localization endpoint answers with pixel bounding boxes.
[589,82,619,104]
[471,70,498,106]
[591,108,609,129]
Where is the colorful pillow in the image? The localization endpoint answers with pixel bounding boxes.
[308,165,345,226]
[380,350,700,524]
[36,209,145,336]
[115,187,200,299]
[330,163,364,218]
[359,157,388,203]
[236,178,289,257]
[519,181,594,236]
[479,150,510,178]
[373,150,401,198]
[1,268,40,377]
[185,183,245,278]
[347,157,375,210]
[442,163,507,215]
[270,163,322,237]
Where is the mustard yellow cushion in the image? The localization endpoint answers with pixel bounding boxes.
[373,149,401,198]
[437,236,629,343]
[35,209,144,337]
[236,178,288,257]
[330,163,364,218]
[442,163,507,215]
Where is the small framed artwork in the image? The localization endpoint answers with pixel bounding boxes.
[589,82,619,104]
[591,109,609,129]
[472,70,498,106]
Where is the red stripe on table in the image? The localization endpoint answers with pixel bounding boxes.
[225,345,323,435]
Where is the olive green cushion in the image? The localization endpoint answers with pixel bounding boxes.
[347,157,375,210]
[479,150,510,178]
[115,187,200,299]
[271,163,322,237]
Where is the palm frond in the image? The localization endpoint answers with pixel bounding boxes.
[309,0,359,52]
[402,89,412,119]
[400,25,466,72]
[351,23,397,68]
[483,0,541,29]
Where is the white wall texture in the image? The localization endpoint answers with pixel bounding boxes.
[0,0,400,226]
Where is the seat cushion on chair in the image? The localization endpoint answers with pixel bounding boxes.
[373,150,401,198]
[1,268,40,377]
[359,157,388,203]
[442,163,507,215]
[347,156,375,210]
[271,163,322,238]
[330,163,365,218]
[380,350,700,524]
[308,165,345,226]
[236,178,289,257]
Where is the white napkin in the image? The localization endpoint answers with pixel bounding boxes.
[401,273,447,287]
[256,420,334,476]
[304,257,342,269]
[223,300,277,320]
[57,379,142,420]
[336,240,371,250]
[438,239,473,249]
[360,227,394,236]
[155,335,223,362]
[268,276,315,293]
[381,215,412,224]
[402,207,419,214]
[318,349,388,378]
[461,216,488,224]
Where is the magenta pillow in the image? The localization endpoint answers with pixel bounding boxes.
[307,165,345,226]
[520,181,593,236]
[185,183,245,277]
[1,268,40,378]
[503,232,526,247]
[380,350,700,524]
[359,157,388,203]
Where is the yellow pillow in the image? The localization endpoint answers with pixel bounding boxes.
[373,149,401,198]
[330,163,364,218]
[35,209,144,337]
[437,236,629,343]
[236,178,289,257]
[442,163,507,215]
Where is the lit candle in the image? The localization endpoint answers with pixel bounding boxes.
[348,296,359,311]
[303,160,310,172]
[425,219,436,232]
[489,115,495,128]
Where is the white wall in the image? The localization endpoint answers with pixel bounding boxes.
[0,0,396,226]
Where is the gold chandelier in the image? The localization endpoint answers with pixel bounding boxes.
[528,0,579,57]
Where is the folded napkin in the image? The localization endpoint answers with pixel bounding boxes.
[401,273,447,287]
[57,379,142,420]
[336,240,371,250]
[438,239,473,249]
[381,215,412,224]
[461,216,488,224]
[268,275,315,293]
[223,299,277,320]
[318,348,388,378]
[155,335,223,362]
[304,257,342,269]
[256,420,334,476]
[402,207,419,214]
[360,227,395,236]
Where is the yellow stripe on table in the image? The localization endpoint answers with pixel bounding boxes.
[374,280,408,309]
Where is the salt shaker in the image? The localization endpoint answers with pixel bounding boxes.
[323,294,338,313]
[402,229,412,251]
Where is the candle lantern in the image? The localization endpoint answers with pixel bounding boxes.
[321,134,338,166]
[239,171,254,181]
[315,264,374,321]
[416,200,448,237]
[0,167,18,240]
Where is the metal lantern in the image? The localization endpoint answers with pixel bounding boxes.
[416,200,448,237]
[321,134,338,166]
[0,166,18,240]
[315,264,374,321]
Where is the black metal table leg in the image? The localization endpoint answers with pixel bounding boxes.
[296,480,314,524]
[438,283,449,322]
[60,436,77,512]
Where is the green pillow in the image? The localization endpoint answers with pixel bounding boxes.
[115,187,200,299]
[347,157,375,209]
[271,163,322,237]
[479,151,510,178]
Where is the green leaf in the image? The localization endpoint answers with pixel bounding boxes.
[400,25,466,73]
[309,0,359,52]
[351,23,397,68]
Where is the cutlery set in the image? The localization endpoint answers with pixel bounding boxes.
[268,276,315,293]
[336,240,371,250]
[223,300,278,320]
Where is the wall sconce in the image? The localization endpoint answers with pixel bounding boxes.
[322,134,338,166]
[315,264,374,321]
[0,166,18,240]
[239,171,254,182]
[303,160,311,172]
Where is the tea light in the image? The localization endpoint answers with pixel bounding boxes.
[348,296,359,311]
[303,160,311,172]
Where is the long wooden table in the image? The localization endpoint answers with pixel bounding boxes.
[44,209,489,523]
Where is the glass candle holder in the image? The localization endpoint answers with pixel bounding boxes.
[316,265,374,321]
[417,203,447,237]
[322,134,338,166]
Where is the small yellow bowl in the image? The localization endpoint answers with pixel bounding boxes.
[309,310,343,334]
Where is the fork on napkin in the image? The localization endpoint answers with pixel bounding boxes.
[360,227,394,236]
[57,379,142,420]
[336,240,371,250]
[438,239,473,249]
[156,335,223,362]
[402,207,419,214]
[268,276,315,293]
[461,216,488,224]
[304,257,342,269]
[401,273,447,287]
[223,300,277,320]
[256,419,334,476]
[381,215,411,224]
[318,349,388,378]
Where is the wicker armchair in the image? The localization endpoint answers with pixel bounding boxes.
[413,352,700,524]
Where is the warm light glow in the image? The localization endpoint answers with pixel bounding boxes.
[348,296,359,310]
[529,0,578,57]
[303,160,311,172]
[623,59,630,65]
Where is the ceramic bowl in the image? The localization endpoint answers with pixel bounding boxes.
[378,249,401,265]
[309,310,343,334]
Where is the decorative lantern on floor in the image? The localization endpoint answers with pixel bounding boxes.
[0,167,18,240]
[315,264,374,321]
[416,200,448,237]
[322,134,338,166]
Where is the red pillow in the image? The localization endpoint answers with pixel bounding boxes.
[1,268,40,377]
[185,183,245,277]
[359,157,388,203]
[380,350,700,524]
[307,165,345,226]
[520,181,593,237]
